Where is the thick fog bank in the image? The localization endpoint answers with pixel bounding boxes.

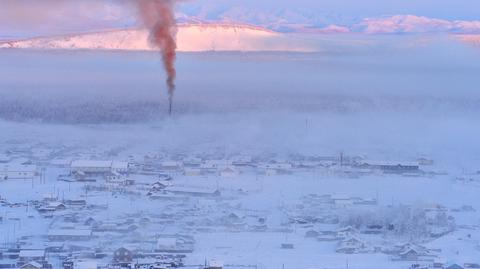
[0,38,479,123]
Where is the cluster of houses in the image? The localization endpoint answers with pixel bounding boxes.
[283,192,479,268]
[0,164,38,180]
[0,176,234,269]
[0,249,52,269]
[410,261,480,269]
[1,247,228,269]
[0,145,438,186]
[0,145,458,269]
[64,154,431,182]
[0,206,221,269]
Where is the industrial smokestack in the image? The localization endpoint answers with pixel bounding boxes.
[136,0,177,115]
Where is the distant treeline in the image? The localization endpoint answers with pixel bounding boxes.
[0,99,168,123]
[1,93,480,123]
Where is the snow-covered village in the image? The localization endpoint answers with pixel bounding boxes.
[1,141,480,269]
[2,1,480,269]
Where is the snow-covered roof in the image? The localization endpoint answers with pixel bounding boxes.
[74,260,98,269]
[48,229,92,237]
[231,155,252,162]
[221,166,238,172]
[444,263,464,269]
[205,160,231,165]
[50,159,71,165]
[19,249,45,258]
[112,161,129,168]
[184,168,201,172]
[71,160,112,168]
[0,164,37,172]
[342,236,365,244]
[161,161,183,166]
[166,185,218,194]
[21,261,42,269]
[157,237,177,248]
[209,260,224,267]
[400,248,419,255]
[47,202,65,207]
[331,194,350,200]
[360,160,419,166]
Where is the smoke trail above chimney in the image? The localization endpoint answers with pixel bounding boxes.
[136,0,177,115]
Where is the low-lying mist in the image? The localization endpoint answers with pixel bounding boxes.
[0,35,479,123]
[0,35,479,165]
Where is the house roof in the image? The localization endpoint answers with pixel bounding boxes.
[157,237,177,248]
[400,248,419,255]
[74,261,98,269]
[166,185,218,194]
[161,161,183,166]
[221,166,238,173]
[115,247,132,253]
[445,263,464,269]
[0,164,37,172]
[111,161,129,169]
[336,226,355,232]
[47,202,65,207]
[331,194,350,200]
[71,160,112,168]
[209,260,224,267]
[21,261,42,269]
[19,249,45,258]
[48,229,92,237]
[50,159,71,165]
[342,236,365,244]
[184,168,201,172]
[360,160,419,166]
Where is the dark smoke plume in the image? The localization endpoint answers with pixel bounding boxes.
[136,0,177,114]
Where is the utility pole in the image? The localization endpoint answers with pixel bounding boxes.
[305,118,309,135]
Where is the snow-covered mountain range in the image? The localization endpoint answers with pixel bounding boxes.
[458,34,480,48]
[355,15,480,34]
[1,20,479,52]
[0,24,315,52]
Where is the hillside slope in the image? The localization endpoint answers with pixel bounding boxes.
[0,24,314,52]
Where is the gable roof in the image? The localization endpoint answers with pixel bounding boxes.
[400,248,419,256]
[445,263,464,269]
[115,247,132,254]
[21,261,42,269]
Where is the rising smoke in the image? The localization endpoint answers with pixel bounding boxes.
[136,0,177,114]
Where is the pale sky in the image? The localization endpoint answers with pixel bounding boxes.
[1,0,479,38]
[181,0,480,20]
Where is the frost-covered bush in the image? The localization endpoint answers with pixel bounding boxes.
[340,205,455,238]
